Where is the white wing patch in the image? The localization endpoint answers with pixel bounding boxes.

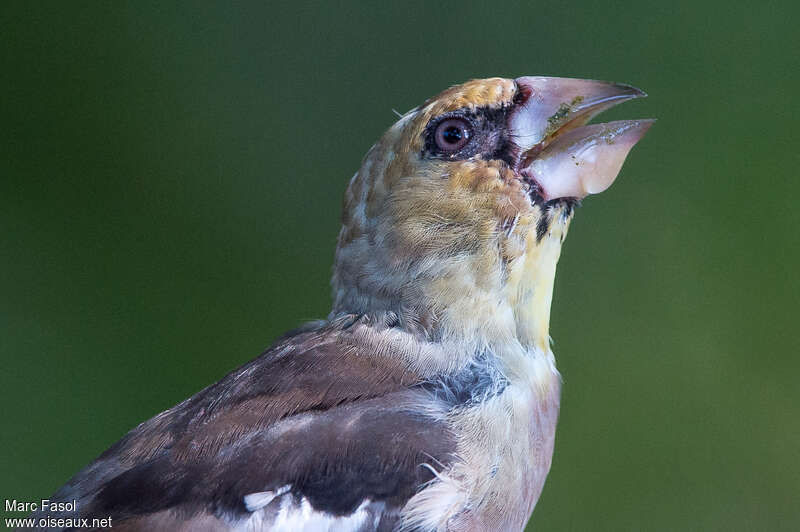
[237,488,385,532]
[243,485,291,512]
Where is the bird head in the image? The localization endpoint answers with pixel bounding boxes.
[331,76,652,359]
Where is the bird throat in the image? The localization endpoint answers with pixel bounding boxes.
[505,214,570,354]
[332,217,570,352]
[405,208,571,360]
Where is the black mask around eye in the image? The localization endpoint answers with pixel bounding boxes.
[423,106,516,165]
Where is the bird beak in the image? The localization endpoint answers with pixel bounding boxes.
[511,76,654,201]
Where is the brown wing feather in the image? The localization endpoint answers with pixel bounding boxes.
[28,316,455,531]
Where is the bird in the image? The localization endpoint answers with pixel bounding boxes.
[25,76,652,531]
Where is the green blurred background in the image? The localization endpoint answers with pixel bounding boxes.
[2,1,798,530]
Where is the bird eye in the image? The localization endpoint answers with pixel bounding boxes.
[434,118,471,153]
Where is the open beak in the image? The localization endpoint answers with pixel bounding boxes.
[510,76,654,201]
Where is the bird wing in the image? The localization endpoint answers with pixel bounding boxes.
[31,319,456,531]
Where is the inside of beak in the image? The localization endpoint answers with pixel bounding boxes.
[511,76,653,201]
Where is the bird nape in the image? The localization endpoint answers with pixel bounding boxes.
[27,76,652,531]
